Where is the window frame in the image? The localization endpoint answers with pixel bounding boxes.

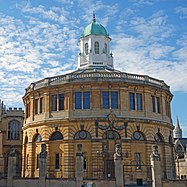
[85,43,88,55]
[94,41,99,54]
[129,92,143,111]
[39,97,44,113]
[35,98,38,114]
[52,94,57,111]
[75,91,90,110]
[8,120,21,140]
[55,153,60,170]
[135,152,141,170]
[59,94,65,110]
[102,91,118,109]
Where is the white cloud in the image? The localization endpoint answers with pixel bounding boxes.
[175,6,187,19]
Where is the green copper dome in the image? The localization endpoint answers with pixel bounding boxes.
[81,16,109,38]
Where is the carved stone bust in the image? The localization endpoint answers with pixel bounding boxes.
[40,144,47,159]
[9,146,16,157]
[114,144,122,160]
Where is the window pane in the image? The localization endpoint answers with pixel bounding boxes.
[40,97,43,113]
[8,120,20,140]
[130,93,135,110]
[104,43,107,54]
[52,95,57,111]
[156,97,160,113]
[35,99,38,114]
[85,43,88,55]
[75,92,82,109]
[102,91,109,109]
[83,92,90,109]
[55,154,60,169]
[111,92,118,109]
[59,94,64,110]
[151,96,155,112]
[135,153,141,169]
[94,42,99,54]
[136,93,142,110]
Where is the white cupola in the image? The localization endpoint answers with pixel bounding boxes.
[78,14,113,69]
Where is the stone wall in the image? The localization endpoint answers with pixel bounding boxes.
[0,178,116,187]
[163,180,187,187]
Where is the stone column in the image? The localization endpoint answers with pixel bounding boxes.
[7,147,17,187]
[39,144,47,187]
[76,144,84,187]
[114,144,124,187]
[150,145,162,187]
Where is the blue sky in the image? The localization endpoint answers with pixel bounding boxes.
[0,0,187,135]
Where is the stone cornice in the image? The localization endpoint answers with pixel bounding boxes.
[24,70,171,95]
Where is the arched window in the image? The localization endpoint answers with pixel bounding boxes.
[8,120,20,140]
[94,41,99,54]
[85,43,88,55]
[102,130,120,140]
[74,130,91,140]
[104,43,107,54]
[33,133,42,142]
[176,144,183,152]
[50,131,63,141]
[132,131,145,140]
[154,133,163,142]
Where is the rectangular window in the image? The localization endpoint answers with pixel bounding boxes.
[130,93,135,110]
[55,153,60,169]
[75,92,82,109]
[136,93,142,110]
[111,92,118,109]
[26,102,30,118]
[135,153,141,170]
[102,91,109,109]
[83,156,87,170]
[35,99,38,114]
[83,92,90,109]
[59,94,65,110]
[52,95,57,111]
[156,97,160,113]
[151,96,156,112]
[39,97,43,113]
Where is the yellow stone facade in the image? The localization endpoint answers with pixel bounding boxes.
[22,75,175,183]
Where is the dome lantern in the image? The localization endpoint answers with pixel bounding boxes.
[78,14,113,69]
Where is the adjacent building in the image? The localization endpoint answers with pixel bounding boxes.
[22,15,176,185]
[174,118,187,179]
[0,100,24,177]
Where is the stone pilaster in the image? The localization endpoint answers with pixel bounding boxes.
[76,144,84,187]
[39,144,47,187]
[150,145,162,187]
[7,148,17,187]
[114,144,124,187]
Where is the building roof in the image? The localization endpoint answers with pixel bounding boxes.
[174,138,187,149]
[81,15,109,38]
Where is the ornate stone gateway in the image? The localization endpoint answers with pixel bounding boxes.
[96,111,125,179]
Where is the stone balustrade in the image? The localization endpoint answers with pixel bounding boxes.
[25,70,169,93]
